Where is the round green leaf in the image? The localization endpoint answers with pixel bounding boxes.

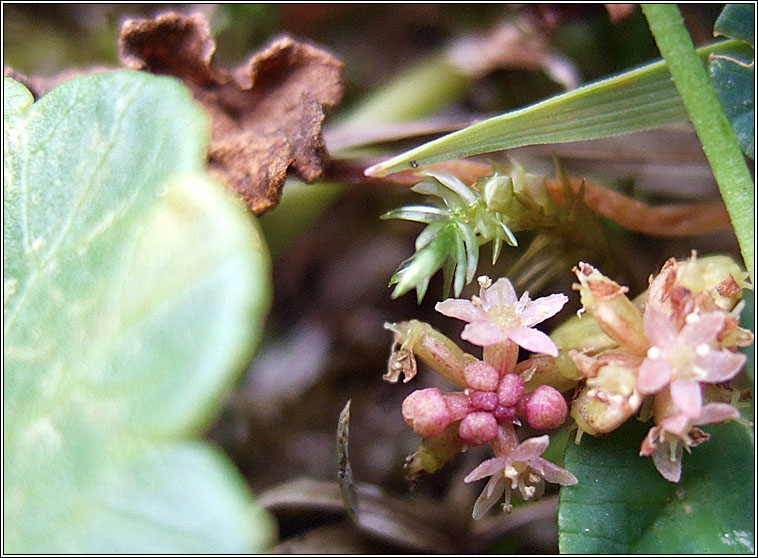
[559,419,755,553]
[3,72,274,552]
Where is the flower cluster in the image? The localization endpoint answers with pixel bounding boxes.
[385,276,577,519]
[386,253,752,520]
[568,253,752,481]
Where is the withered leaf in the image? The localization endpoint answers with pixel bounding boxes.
[119,12,345,214]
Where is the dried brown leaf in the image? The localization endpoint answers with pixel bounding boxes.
[119,12,345,214]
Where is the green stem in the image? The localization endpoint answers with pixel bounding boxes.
[642,4,755,282]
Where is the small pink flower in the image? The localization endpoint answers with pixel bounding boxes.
[464,434,577,519]
[435,276,567,356]
[640,400,740,482]
[638,308,746,418]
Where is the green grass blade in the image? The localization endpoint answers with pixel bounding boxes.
[642,4,754,281]
[365,41,741,177]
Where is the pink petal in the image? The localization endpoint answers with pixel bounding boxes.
[679,311,725,347]
[509,326,558,356]
[670,379,702,419]
[472,475,506,520]
[509,435,550,462]
[435,299,486,323]
[482,277,518,308]
[643,306,678,348]
[520,293,569,327]
[637,357,672,394]
[531,457,578,485]
[696,403,740,425]
[639,427,660,456]
[651,441,682,483]
[660,412,692,438]
[515,292,532,316]
[464,456,507,483]
[698,349,746,383]
[462,321,510,346]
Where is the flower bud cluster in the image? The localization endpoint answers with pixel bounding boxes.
[401,362,568,447]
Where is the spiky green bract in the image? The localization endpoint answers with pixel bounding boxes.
[382,161,586,301]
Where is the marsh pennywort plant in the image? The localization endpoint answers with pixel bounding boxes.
[386,254,751,518]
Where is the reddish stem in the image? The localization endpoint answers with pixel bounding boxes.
[330,158,731,237]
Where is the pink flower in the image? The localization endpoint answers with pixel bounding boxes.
[435,276,567,356]
[638,308,746,419]
[640,400,740,482]
[464,434,577,519]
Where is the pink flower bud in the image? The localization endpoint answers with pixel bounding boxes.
[494,404,517,423]
[458,412,498,446]
[402,388,452,438]
[470,390,498,411]
[497,373,525,407]
[464,361,500,391]
[524,385,568,430]
[444,392,473,420]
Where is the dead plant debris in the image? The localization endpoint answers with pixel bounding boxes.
[119,12,346,214]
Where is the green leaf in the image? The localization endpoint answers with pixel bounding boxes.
[3,72,274,552]
[365,40,742,177]
[714,4,755,46]
[711,4,755,158]
[740,289,754,383]
[559,419,755,553]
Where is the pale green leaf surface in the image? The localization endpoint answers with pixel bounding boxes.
[559,419,755,554]
[365,41,740,177]
[3,72,273,552]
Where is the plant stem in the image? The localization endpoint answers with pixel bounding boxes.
[641,4,755,282]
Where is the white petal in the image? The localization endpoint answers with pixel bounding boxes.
[643,306,678,348]
[520,293,568,327]
[652,441,682,483]
[464,457,507,483]
[698,349,746,383]
[670,379,702,419]
[531,458,578,485]
[482,277,518,308]
[510,435,550,462]
[472,475,506,520]
[659,412,692,438]
[509,326,558,356]
[637,356,672,394]
[435,298,486,322]
[679,311,725,347]
[696,403,740,425]
[462,321,510,346]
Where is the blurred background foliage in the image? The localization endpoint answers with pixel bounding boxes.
[4,4,737,553]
